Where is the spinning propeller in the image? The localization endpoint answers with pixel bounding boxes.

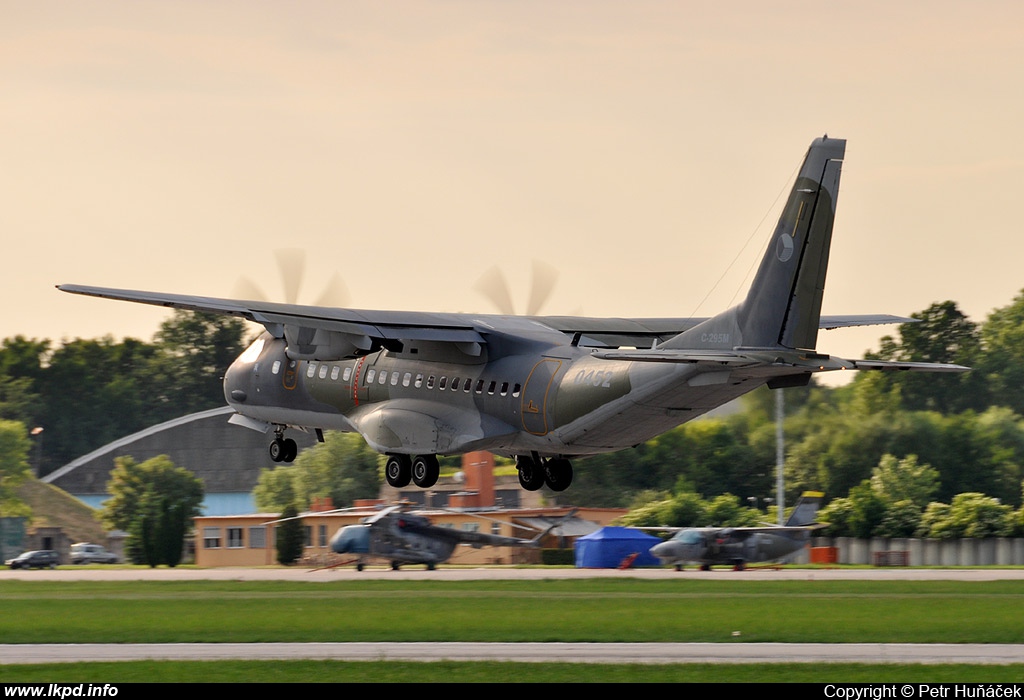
[473,259,559,315]
[234,248,350,307]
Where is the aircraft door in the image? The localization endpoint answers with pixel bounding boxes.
[350,357,370,405]
[521,359,561,435]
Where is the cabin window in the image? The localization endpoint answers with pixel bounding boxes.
[427,375,436,389]
[512,383,522,397]
[475,379,485,394]
[415,373,424,388]
[378,370,387,385]
[272,361,281,375]
[319,365,328,379]
[343,367,352,382]
[464,379,472,393]
[331,366,340,381]
[450,377,460,391]
[391,372,400,386]
[487,381,496,395]
[366,369,376,384]
[500,381,509,396]
[403,372,412,387]
[439,376,447,390]
[306,363,317,378]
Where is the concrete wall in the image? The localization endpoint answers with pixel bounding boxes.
[812,536,1024,566]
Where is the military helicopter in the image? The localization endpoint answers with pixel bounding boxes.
[321,503,575,570]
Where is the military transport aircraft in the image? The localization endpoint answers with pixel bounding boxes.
[319,503,573,570]
[58,136,967,493]
[647,492,826,571]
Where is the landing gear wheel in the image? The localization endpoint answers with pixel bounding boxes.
[543,458,573,492]
[269,438,285,462]
[412,455,440,488]
[269,436,298,463]
[385,455,412,488]
[517,456,545,491]
[282,438,297,462]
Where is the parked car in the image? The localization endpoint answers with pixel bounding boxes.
[70,543,119,565]
[6,550,60,569]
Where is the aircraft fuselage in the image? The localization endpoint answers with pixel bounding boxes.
[223,332,761,462]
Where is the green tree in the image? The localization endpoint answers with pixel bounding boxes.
[818,497,855,537]
[869,454,939,508]
[866,301,986,413]
[276,503,305,565]
[37,337,161,473]
[253,432,380,512]
[292,433,380,510]
[151,310,248,416]
[618,491,707,528]
[101,455,204,566]
[919,493,1013,539]
[0,420,32,517]
[875,499,923,538]
[253,466,301,512]
[846,480,887,539]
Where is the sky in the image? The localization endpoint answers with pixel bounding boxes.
[3,1,1023,386]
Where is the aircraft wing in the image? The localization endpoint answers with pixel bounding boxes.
[57,284,489,359]
[56,284,930,361]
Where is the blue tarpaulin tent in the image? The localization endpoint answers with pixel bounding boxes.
[574,526,662,568]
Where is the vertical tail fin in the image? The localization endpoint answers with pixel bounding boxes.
[664,136,846,351]
[785,491,824,527]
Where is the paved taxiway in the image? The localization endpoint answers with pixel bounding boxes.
[5,566,1024,582]
[3,567,1023,665]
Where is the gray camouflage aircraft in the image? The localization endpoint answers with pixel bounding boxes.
[647,491,826,571]
[59,136,967,493]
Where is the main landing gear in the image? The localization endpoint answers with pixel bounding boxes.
[269,428,298,463]
[384,454,440,489]
[516,454,573,492]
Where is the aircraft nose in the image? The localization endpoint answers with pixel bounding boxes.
[330,525,370,554]
[650,541,673,559]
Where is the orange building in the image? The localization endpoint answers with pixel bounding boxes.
[194,452,625,568]
[194,504,623,568]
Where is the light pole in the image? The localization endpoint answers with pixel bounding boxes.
[30,427,43,476]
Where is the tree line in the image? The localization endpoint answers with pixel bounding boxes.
[0,311,248,475]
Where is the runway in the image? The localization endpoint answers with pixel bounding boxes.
[2,642,1023,665]
[3,567,1023,665]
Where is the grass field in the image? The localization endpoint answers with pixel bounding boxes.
[1,577,1023,682]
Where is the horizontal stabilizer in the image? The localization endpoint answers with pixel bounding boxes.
[851,359,970,373]
[593,348,969,374]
